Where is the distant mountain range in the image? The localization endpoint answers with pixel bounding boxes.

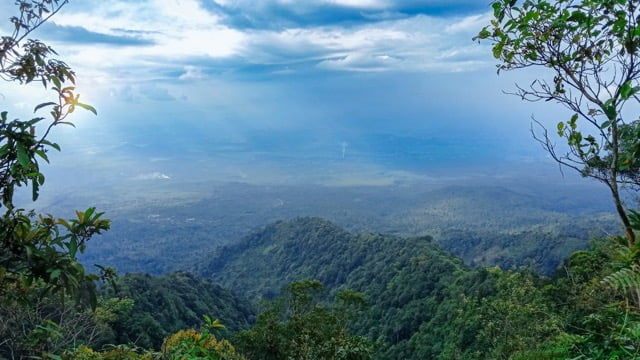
[77,182,617,275]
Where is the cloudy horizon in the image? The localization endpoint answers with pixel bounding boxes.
[0,0,576,191]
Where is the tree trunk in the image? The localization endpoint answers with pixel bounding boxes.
[609,119,635,246]
[609,179,635,246]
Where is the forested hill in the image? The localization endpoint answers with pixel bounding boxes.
[197,218,549,359]
[103,272,255,349]
[199,217,461,301]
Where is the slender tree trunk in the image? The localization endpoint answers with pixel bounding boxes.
[610,120,636,246]
[611,184,635,246]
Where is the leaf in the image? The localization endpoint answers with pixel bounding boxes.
[68,238,78,259]
[86,207,96,217]
[477,27,491,40]
[40,140,61,151]
[32,181,39,201]
[75,102,97,115]
[603,100,617,120]
[492,1,503,19]
[35,149,49,163]
[50,75,61,89]
[0,145,9,158]
[50,269,61,280]
[57,218,71,230]
[620,81,638,100]
[76,210,84,223]
[493,42,504,59]
[16,143,30,168]
[56,121,76,128]
[569,113,578,130]
[34,102,56,113]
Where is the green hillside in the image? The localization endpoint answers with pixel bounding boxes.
[103,272,255,349]
[196,217,640,359]
[198,218,558,358]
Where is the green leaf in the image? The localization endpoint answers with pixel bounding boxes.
[0,144,9,158]
[68,238,78,258]
[50,269,61,280]
[75,102,97,115]
[477,27,491,40]
[41,140,61,151]
[50,75,61,89]
[34,102,56,113]
[603,100,617,120]
[24,117,43,127]
[16,143,30,168]
[493,42,504,59]
[32,181,39,201]
[569,113,578,130]
[492,1,503,18]
[35,149,49,163]
[56,121,76,127]
[620,81,638,100]
[84,207,95,219]
[57,218,71,230]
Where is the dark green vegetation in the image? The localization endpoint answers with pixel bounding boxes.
[200,217,640,359]
[234,280,373,360]
[103,272,254,349]
[200,218,540,358]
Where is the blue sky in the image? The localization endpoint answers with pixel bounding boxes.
[0,0,571,188]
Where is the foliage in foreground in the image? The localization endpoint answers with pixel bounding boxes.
[234,280,373,360]
[102,272,254,350]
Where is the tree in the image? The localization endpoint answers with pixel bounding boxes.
[476,0,640,245]
[0,2,117,357]
[234,280,373,360]
[0,297,134,358]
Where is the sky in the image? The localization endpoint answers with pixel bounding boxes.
[0,0,576,190]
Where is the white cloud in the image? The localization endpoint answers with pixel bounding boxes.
[318,0,388,8]
[242,14,492,72]
[218,0,389,9]
[135,172,171,180]
[48,0,245,80]
[28,1,493,82]
[179,66,206,80]
[318,53,402,71]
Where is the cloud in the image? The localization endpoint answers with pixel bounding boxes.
[140,84,177,102]
[207,0,488,29]
[317,53,403,71]
[0,0,495,82]
[39,23,155,46]
[239,13,492,73]
[179,66,206,80]
[8,0,492,82]
[46,0,245,79]
[134,172,171,180]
